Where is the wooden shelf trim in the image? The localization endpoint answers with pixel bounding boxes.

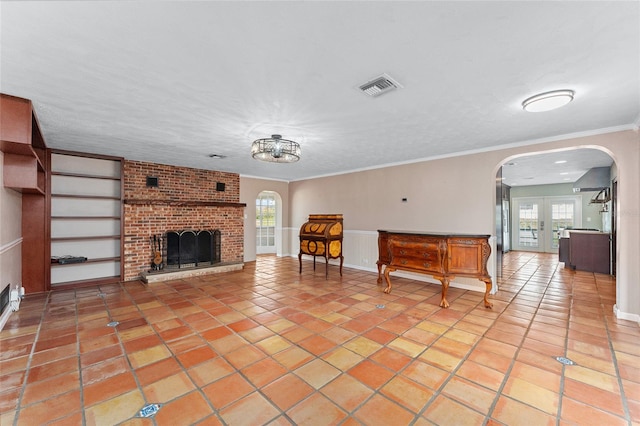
[124,199,246,208]
[0,141,45,170]
[51,275,121,290]
[51,171,121,180]
[52,216,121,220]
[52,235,121,242]
[51,256,120,266]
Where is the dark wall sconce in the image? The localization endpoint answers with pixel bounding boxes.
[146,176,159,187]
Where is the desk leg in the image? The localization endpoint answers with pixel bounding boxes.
[325,256,329,279]
[481,278,493,308]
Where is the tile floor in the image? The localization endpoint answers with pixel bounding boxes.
[1,252,638,425]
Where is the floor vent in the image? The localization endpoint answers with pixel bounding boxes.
[359,74,402,97]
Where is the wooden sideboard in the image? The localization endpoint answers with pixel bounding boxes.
[377,230,492,308]
[299,214,344,278]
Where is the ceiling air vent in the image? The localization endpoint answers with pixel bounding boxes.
[358,74,402,97]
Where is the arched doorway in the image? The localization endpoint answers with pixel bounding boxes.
[495,147,616,278]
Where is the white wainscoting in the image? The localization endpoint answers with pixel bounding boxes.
[0,237,23,331]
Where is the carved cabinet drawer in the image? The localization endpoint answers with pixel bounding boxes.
[389,242,442,273]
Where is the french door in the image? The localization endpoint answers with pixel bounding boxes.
[512,196,582,253]
[256,191,277,254]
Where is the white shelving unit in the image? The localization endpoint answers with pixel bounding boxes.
[49,152,123,287]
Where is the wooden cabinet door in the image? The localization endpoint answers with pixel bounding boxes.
[447,239,483,275]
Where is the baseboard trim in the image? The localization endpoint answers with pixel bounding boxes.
[613,304,640,326]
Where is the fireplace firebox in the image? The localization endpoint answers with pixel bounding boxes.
[166,229,221,269]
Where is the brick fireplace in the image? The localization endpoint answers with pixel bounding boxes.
[123,160,245,281]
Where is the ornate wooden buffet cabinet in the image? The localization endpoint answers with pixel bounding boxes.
[377,230,493,308]
[299,214,344,278]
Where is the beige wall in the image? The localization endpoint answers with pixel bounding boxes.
[239,177,290,262]
[287,129,640,321]
[0,152,24,319]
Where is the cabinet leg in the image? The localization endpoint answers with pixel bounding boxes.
[376,262,383,284]
[438,277,450,308]
[298,253,302,274]
[339,256,343,276]
[383,267,395,294]
[482,278,493,308]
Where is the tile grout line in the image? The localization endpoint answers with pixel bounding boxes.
[190,277,291,425]
[403,296,491,424]
[76,289,87,426]
[480,255,564,425]
[554,264,576,425]
[102,283,160,425]
[121,276,286,424]
[122,280,224,424]
[596,277,632,423]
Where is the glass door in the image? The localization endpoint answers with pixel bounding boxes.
[512,196,582,253]
[256,191,276,254]
[513,198,544,252]
[549,199,576,251]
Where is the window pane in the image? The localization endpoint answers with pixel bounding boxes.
[551,202,574,249]
[256,193,276,249]
[518,203,539,247]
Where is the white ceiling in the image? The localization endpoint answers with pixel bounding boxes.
[501,148,614,187]
[1,1,638,183]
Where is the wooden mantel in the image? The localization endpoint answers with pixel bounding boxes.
[124,199,246,208]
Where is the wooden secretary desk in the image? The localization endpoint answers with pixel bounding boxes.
[298,214,344,278]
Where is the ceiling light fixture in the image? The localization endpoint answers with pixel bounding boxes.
[251,134,301,163]
[522,90,574,112]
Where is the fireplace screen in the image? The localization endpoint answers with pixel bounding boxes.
[166,229,221,269]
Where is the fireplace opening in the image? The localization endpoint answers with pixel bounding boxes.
[166,229,221,269]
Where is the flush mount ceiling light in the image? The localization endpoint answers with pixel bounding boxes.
[522,90,574,112]
[251,134,301,163]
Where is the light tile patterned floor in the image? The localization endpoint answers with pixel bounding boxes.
[1,252,638,425]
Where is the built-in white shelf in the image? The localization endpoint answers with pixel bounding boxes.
[49,152,123,287]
